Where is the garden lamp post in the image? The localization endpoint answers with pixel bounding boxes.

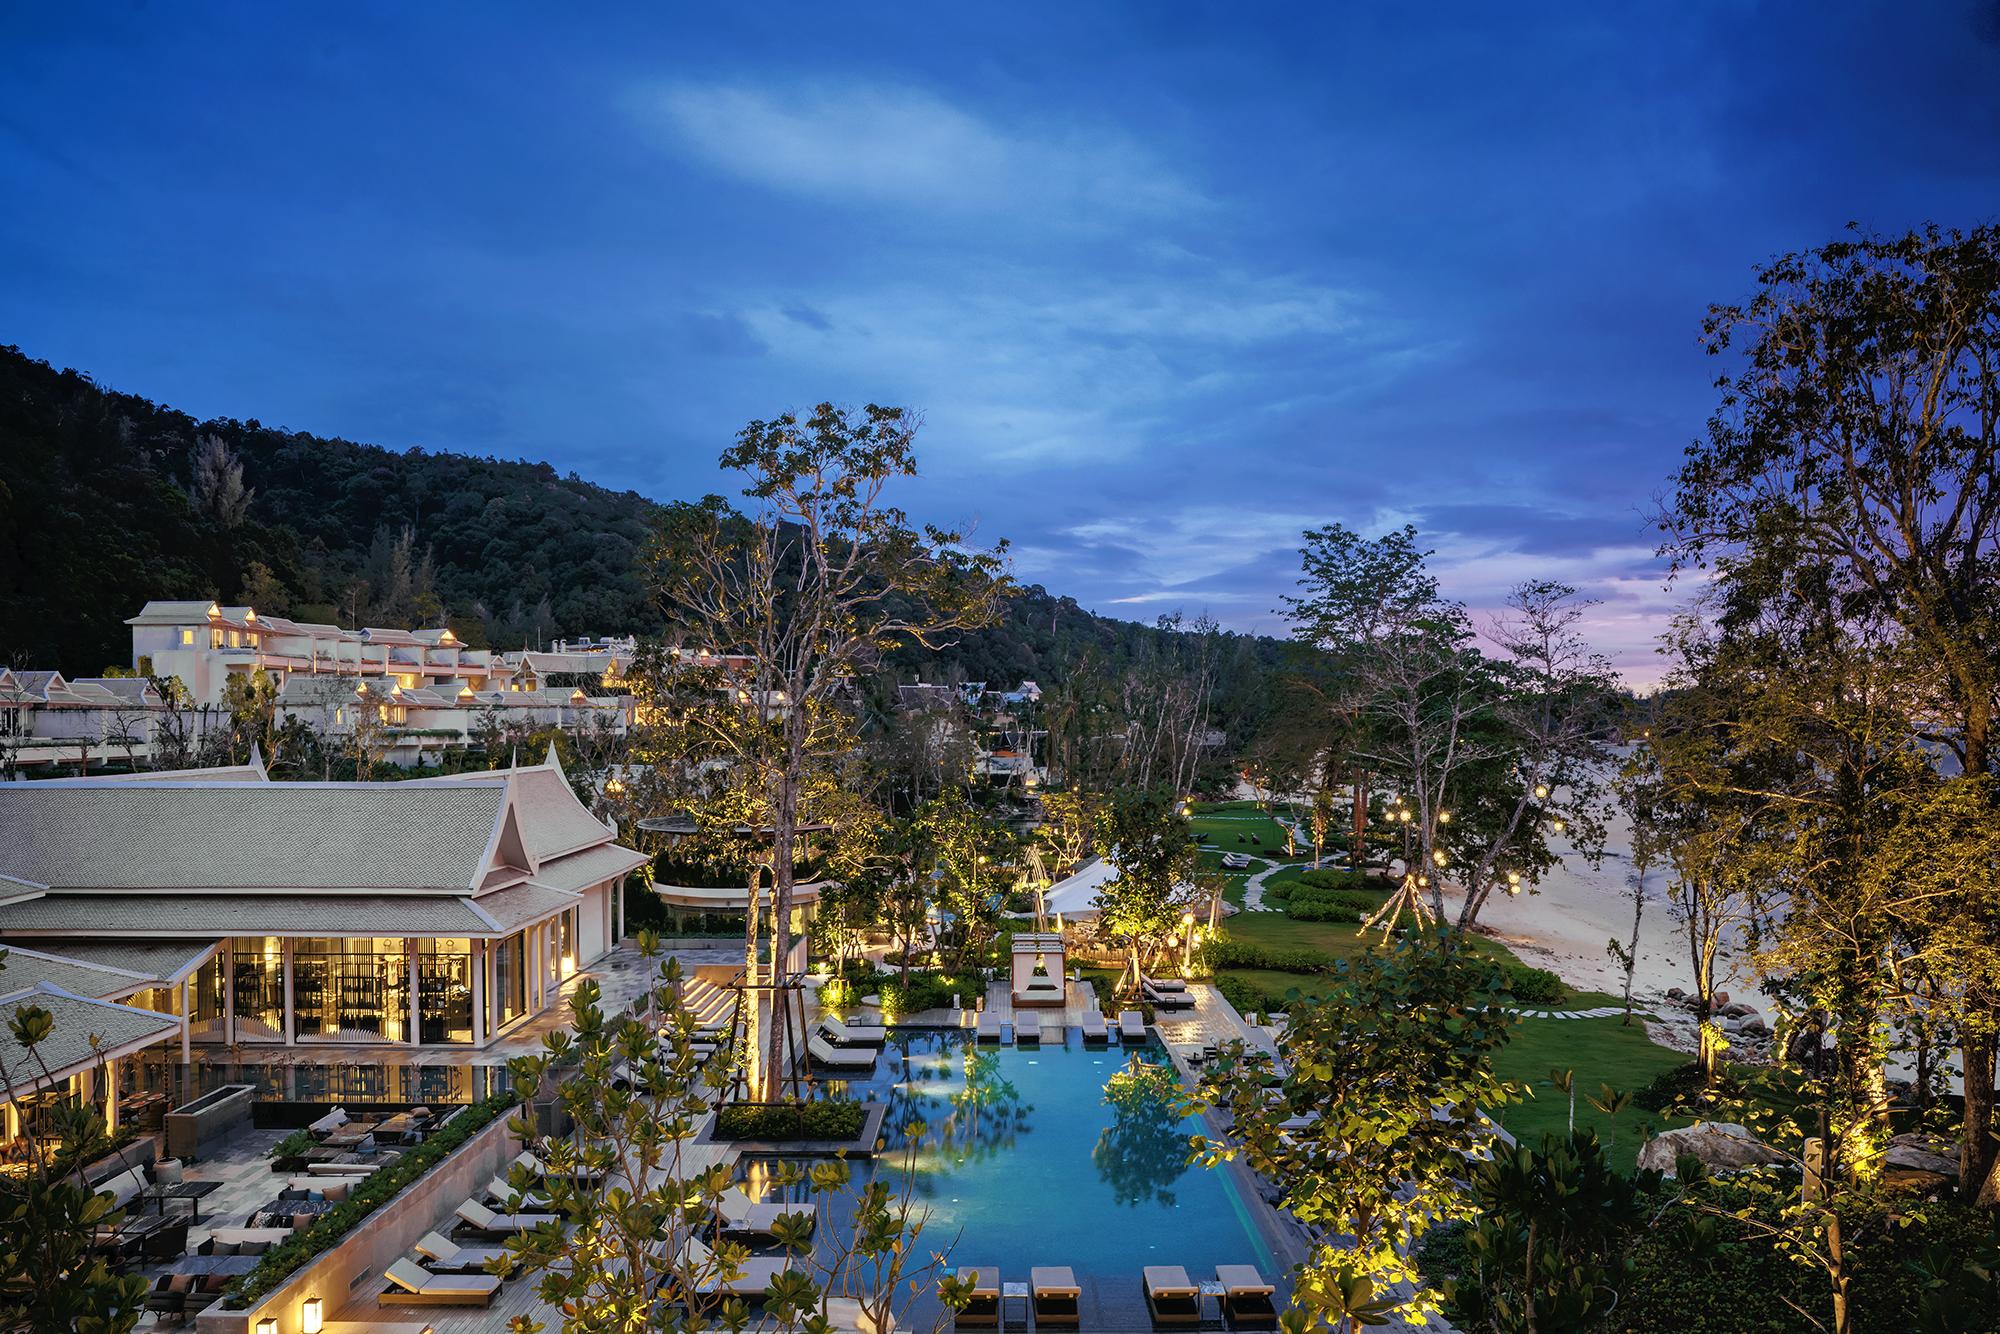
[1180,910,1196,973]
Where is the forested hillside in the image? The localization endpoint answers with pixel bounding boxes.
[0,346,1285,739]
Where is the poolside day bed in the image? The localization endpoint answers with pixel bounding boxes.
[1032,1265,1081,1326]
[414,1230,508,1273]
[456,1197,560,1236]
[717,1186,818,1240]
[1118,1011,1146,1043]
[1081,1010,1109,1046]
[1144,1266,1202,1327]
[976,1011,1004,1044]
[380,1257,503,1307]
[1216,1265,1278,1329]
[808,1033,877,1069]
[955,1266,1002,1328]
[683,1235,791,1300]
[819,1014,887,1046]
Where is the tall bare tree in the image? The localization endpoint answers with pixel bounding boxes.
[649,404,1010,1098]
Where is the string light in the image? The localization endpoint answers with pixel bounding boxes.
[1533,784,1549,800]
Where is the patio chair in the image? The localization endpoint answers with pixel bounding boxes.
[819,1014,887,1046]
[1216,1264,1278,1329]
[1032,1265,1081,1327]
[1080,1010,1109,1046]
[1118,1011,1146,1043]
[455,1197,559,1236]
[807,1033,876,1069]
[379,1257,503,1307]
[716,1186,817,1240]
[954,1265,1001,1328]
[976,1011,1004,1044]
[1143,1266,1201,1328]
[413,1230,508,1272]
[681,1235,791,1299]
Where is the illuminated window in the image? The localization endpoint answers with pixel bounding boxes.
[179,629,195,646]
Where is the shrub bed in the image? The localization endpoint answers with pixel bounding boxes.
[713,1098,867,1142]
[1200,939,1333,974]
[226,1094,513,1307]
[1500,962,1567,1004]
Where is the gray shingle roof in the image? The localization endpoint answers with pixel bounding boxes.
[0,893,496,937]
[0,986,182,1093]
[0,781,508,891]
[528,842,649,895]
[6,939,218,987]
[469,882,585,932]
[0,948,146,1000]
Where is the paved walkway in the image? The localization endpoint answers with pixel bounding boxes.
[1237,857,1285,909]
[1511,1004,1650,1020]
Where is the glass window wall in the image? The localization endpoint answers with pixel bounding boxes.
[230,937,285,1042]
[292,937,410,1042]
[492,931,527,1029]
[418,938,474,1044]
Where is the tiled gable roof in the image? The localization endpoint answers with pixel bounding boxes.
[0,781,509,892]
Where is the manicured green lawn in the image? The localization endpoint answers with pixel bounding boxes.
[1491,1015,1686,1168]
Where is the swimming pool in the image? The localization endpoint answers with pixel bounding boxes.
[796,1030,1278,1280]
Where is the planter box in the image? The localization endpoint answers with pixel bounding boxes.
[165,1084,256,1160]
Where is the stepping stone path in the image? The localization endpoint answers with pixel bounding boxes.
[1509,1005,1648,1020]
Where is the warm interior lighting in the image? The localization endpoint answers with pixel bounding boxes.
[302,1295,323,1333]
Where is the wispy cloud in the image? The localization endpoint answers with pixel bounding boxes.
[630,80,1206,221]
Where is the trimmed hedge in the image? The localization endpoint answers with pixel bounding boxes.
[1500,962,1567,1005]
[226,1094,514,1307]
[1200,939,1333,975]
[713,1098,866,1142]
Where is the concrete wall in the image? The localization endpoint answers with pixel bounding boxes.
[195,1108,522,1334]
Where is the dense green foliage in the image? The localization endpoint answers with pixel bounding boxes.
[713,1099,866,1142]
[1500,962,1568,1005]
[0,347,1288,731]
[226,1094,513,1306]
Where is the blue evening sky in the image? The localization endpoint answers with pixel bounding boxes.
[5,4,1999,681]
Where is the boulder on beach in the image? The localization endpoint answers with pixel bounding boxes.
[1637,1122,1788,1176]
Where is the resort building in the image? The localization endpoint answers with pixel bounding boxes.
[0,748,647,1141]
[0,668,164,772]
[111,600,636,765]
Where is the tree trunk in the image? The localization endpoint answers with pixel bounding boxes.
[764,773,798,1102]
[1962,1027,1997,1200]
[1350,771,1366,876]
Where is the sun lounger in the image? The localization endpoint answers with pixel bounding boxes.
[1032,1265,1080,1326]
[1119,1011,1146,1043]
[819,1014,887,1046]
[455,1198,559,1236]
[955,1265,1001,1328]
[976,1011,1004,1044]
[380,1257,502,1307]
[1216,1265,1277,1328]
[306,1106,349,1139]
[413,1230,508,1272]
[484,1174,551,1208]
[717,1186,818,1240]
[1144,1266,1201,1327]
[1144,983,1196,1011]
[1143,976,1188,993]
[1017,1021,1040,1047]
[683,1235,790,1300]
[1081,1010,1109,1046]
[514,1149,604,1184]
[808,1033,876,1069]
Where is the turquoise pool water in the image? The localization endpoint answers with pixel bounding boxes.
[807,1031,1276,1278]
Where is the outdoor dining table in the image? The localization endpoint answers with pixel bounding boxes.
[90,1213,177,1262]
[141,1179,224,1221]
